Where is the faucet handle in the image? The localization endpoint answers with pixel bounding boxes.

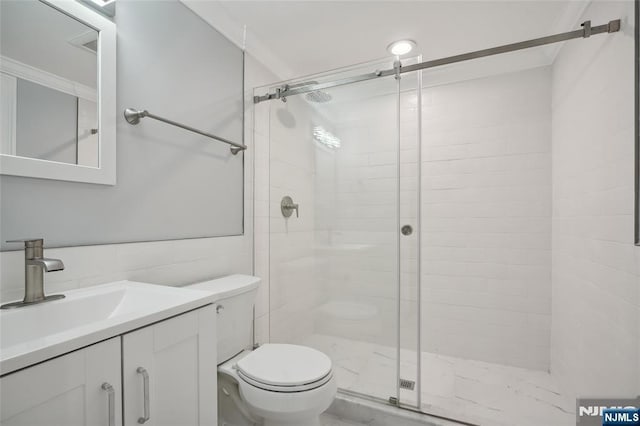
[6,239,44,248]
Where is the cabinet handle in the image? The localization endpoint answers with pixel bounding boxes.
[136,367,150,424]
[101,382,115,426]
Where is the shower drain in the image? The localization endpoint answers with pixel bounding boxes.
[398,378,416,390]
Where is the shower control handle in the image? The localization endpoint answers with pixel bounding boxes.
[281,196,299,218]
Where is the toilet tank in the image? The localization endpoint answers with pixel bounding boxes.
[185,275,260,364]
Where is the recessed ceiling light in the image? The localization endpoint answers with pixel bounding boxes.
[387,39,416,56]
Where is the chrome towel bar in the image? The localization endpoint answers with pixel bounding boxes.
[124,108,247,155]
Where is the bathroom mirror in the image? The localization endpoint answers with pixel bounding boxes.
[0,0,116,185]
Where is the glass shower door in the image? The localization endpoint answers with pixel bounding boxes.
[396,57,422,409]
[264,59,420,405]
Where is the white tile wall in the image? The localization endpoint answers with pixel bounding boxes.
[256,65,554,371]
[253,72,343,344]
[550,0,640,399]
[245,54,280,344]
[0,236,252,303]
[420,66,553,370]
[314,89,402,348]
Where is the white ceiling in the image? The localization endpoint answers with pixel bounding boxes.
[184,0,590,81]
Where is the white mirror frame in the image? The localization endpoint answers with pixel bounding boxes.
[0,0,116,185]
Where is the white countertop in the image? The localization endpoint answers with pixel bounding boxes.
[0,281,217,375]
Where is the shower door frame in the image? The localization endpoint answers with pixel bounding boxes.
[254,18,620,105]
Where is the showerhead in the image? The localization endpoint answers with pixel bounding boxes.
[305,90,332,103]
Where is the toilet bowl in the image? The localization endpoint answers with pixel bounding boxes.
[219,344,337,426]
[186,275,337,426]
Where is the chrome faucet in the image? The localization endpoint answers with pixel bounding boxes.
[1,239,65,309]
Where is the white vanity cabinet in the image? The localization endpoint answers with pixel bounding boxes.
[122,305,217,426]
[0,337,122,426]
[0,304,217,426]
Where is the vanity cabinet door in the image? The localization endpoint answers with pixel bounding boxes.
[122,305,217,426]
[0,337,122,426]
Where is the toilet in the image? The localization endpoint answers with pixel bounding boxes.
[186,275,337,426]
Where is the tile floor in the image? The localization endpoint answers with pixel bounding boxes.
[304,334,576,426]
[320,414,366,426]
[321,391,462,426]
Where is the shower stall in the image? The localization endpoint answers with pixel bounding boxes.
[252,4,636,424]
[261,56,425,408]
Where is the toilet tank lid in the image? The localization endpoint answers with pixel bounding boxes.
[184,274,260,301]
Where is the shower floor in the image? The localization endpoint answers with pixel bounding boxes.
[303,334,575,426]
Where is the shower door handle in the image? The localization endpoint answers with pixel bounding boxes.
[401,225,413,236]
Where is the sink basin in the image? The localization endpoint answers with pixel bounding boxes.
[0,281,215,375]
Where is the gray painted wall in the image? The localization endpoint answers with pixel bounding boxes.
[0,0,244,250]
[16,78,78,165]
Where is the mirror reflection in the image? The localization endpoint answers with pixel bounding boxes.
[1,0,99,167]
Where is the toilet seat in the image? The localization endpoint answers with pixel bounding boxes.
[237,369,333,392]
[234,344,333,393]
